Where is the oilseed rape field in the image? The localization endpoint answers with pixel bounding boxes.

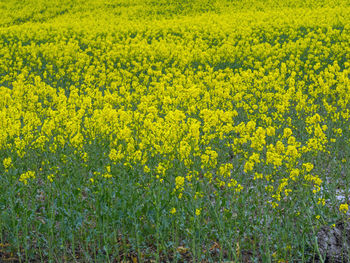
[1,0,350,262]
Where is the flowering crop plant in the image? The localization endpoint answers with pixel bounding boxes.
[1,0,350,262]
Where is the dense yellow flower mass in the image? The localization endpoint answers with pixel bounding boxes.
[1,0,350,261]
[0,1,349,207]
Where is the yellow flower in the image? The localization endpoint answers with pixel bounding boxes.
[254,172,263,180]
[3,157,12,171]
[286,145,298,158]
[266,126,275,136]
[284,189,292,196]
[144,165,151,173]
[244,160,254,173]
[290,169,300,181]
[179,140,191,161]
[102,173,112,178]
[317,198,325,206]
[275,141,285,154]
[339,203,349,214]
[282,128,293,138]
[109,148,124,163]
[270,202,279,209]
[195,208,202,216]
[47,174,55,182]
[218,163,233,178]
[170,208,176,214]
[19,171,35,185]
[175,176,185,190]
[303,163,314,172]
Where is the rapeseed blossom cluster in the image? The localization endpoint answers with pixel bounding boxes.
[339,203,349,214]
[19,171,35,185]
